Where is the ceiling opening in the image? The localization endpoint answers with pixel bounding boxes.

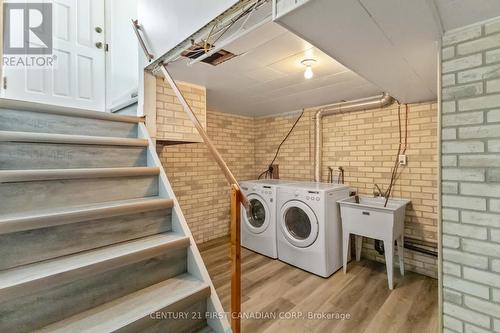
[181,42,237,66]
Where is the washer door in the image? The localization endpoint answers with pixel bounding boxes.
[243,194,270,234]
[280,200,319,248]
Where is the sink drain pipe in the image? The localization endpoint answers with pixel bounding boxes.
[313,93,394,182]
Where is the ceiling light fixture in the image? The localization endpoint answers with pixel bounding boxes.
[301,59,316,79]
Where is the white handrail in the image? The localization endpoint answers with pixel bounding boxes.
[132,20,154,62]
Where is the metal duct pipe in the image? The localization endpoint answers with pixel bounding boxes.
[314,93,394,182]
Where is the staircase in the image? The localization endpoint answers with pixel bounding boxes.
[0,105,229,333]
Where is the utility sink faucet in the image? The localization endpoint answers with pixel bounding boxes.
[373,184,387,199]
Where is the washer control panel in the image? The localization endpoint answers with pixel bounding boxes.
[244,185,274,200]
[293,190,321,202]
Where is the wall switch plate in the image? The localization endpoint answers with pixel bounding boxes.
[399,154,407,165]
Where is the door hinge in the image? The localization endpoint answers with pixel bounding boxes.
[3,77,7,89]
[105,43,109,52]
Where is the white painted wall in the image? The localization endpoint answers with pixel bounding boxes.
[137,0,238,62]
[105,0,138,112]
[440,17,500,333]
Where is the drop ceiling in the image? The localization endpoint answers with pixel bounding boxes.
[274,0,442,104]
[159,0,500,116]
[167,22,381,116]
[273,0,500,105]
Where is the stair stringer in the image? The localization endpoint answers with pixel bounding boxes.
[138,123,231,333]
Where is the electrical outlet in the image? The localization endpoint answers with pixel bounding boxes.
[399,154,407,166]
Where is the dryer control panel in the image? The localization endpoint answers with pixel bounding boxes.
[292,190,322,202]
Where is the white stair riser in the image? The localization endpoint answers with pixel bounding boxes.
[0,209,172,270]
[0,249,188,333]
[0,176,158,214]
[0,110,138,138]
[0,108,227,333]
[0,142,147,169]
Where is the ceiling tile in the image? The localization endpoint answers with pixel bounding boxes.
[169,21,380,116]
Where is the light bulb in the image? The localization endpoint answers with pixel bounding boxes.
[304,66,313,79]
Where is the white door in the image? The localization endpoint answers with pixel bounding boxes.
[2,0,106,111]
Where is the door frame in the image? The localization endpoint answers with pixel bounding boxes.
[104,0,139,113]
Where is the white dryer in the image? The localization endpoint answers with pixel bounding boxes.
[240,179,295,259]
[277,182,349,277]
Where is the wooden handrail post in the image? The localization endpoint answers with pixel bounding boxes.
[160,58,248,333]
[131,22,246,332]
[230,185,241,333]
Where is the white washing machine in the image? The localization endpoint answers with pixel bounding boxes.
[277,182,350,277]
[240,179,295,259]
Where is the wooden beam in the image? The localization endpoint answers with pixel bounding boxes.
[230,185,241,333]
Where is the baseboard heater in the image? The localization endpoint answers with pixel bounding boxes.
[404,237,438,257]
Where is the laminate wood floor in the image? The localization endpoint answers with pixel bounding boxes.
[199,236,438,333]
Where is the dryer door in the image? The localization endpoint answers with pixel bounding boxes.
[242,193,270,234]
[280,200,319,248]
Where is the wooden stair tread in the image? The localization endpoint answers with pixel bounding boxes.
[0,131,148,146]
[36,274,209,333]
[0,98,144,123]
[0,166,160,182]
[0,196,174,235]
[0,233,190,300]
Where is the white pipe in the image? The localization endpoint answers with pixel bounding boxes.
[314,93,394,182]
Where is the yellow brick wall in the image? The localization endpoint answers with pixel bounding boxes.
[156,78,206,143]
[156,91,438,277]
[254,102,438,277]
[254,110,313,180]
[157,110,255,243]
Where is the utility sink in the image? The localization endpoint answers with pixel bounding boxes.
[338,196,410,240]
[338,196,410,289]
